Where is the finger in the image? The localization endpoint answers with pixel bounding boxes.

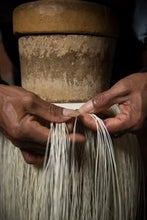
[69,133,86,144]
[78,115,97,131]
[104,113,131,133]
[66,119,75,132]
[21,150,44,166]
[16,115,50,144]
[12,139,47,155]
[23,94,71,122]
[79,83,129,114]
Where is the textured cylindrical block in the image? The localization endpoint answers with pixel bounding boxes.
[14,0,118,102]
[19,35,116,102]
[13,1,118,37]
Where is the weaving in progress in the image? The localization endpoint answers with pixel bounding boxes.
[0,0,145,219]
[0,106,143,219]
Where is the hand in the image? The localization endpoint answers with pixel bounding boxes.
[0,85,85,165]
[78,73,147,133]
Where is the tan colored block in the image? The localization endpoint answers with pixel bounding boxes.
[13,0,118,37]
[19,35,116,102]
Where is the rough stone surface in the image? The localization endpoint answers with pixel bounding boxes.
[19,35,116,102]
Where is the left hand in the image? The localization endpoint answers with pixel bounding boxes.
[0,85,85,166]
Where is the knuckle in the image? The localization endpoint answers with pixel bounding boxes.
[92,94,104,109]
[22,93,37,109]
[114,81,129,95]
[10,123,22,140]
[125,111,143,131]
[92,91,111,110]
[117,113,131,130]
[133,117,144,130]
[48,104,62,117]
[116,81,126,90]
[10,121,30,140]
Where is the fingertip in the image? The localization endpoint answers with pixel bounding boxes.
[79,114,97,131]
[63,108,80,118]
[69,133,86,144]
[21,150,44,166]
[79,100,94,114]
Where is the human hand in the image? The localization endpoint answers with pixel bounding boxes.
[78,73,147,134]
[0,85,84,165]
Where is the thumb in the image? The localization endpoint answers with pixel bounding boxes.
[79,84,128,114]
[25,95,71,122]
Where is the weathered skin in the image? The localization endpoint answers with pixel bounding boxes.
[0,85,85,165]
[78,73,147,133]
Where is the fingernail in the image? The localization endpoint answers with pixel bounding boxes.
[79,100,94,114]
[63,109,80,117]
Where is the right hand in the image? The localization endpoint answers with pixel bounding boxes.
[0,85,85,165]
[78,73,147,134]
